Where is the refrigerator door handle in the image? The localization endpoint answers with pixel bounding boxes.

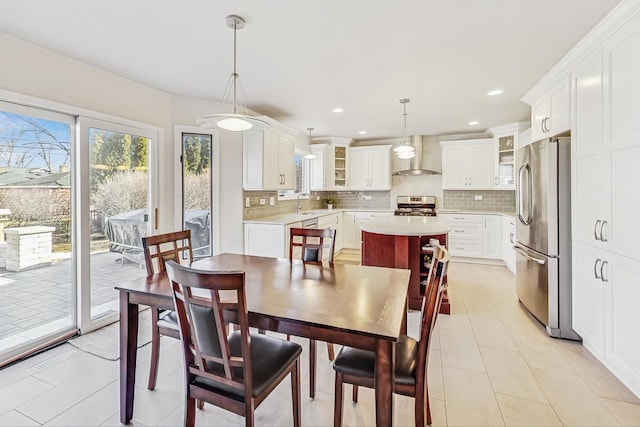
[513,245,546,265]
[517,163,532,225]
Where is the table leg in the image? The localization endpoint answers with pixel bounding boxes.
[374,339,394,426]
[120,291,139,424]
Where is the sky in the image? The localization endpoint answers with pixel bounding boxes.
[0,110,71,171]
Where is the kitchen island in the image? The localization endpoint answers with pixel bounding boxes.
[360,216,451,311]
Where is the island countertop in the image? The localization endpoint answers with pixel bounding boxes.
[360,216,451,236]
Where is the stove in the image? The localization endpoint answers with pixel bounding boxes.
[394,196,437,216]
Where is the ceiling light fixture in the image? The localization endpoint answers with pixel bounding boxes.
[487,89,504,96]
[331,107,344,113]
[358,130,367,135]
[197,15,269,132]
[468,120,480,126]
[393,98,415,157]
[304,128,317,159]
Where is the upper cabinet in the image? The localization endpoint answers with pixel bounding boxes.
[348,145,391,190]
[243,127,296,190]
[441,139,494,190]
[529,76,571,142]
[488,122,530,190]
[309,138,351,191]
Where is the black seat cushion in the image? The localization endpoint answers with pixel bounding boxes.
[194,332,302,399]
[157,310,179,331]
[332,335,418,385]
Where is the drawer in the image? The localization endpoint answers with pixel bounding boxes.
[448,238,482,258]
[448,223,482,239]
[441,213,483,224]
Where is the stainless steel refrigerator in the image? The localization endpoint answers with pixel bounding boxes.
[514,137,580,340]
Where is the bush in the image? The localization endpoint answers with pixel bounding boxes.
[92,171,147,217]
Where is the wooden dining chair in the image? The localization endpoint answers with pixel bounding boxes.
[164,260,302,427]
[332,245,451,427]
[289,227,336,398]
[141,230,193,391]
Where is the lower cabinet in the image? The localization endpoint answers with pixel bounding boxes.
[341,211,393,250]
[318,212,343,261]
[243,222,302,259]
[439,213,505,261]
[502,216,516,273]
[572,241,640,397]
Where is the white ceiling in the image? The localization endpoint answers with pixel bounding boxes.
[0,0,621,140]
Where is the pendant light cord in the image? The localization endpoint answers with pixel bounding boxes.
[232,22,238,114]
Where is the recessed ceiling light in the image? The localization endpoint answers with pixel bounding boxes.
[487,89,504,96]
[358,130,367,135]
[331,107,344,113]
[469,121,480,126]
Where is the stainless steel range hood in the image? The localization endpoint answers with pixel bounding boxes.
[392,135,441,175]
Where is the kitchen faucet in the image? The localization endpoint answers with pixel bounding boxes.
[296,193,308,214]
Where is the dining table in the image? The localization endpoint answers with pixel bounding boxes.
[116,253,411,426]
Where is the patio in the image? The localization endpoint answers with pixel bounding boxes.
[0,251,147,344]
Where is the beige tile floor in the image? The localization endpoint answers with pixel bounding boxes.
[0,260,639,426]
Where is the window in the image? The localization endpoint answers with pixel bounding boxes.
[278,148,311,200]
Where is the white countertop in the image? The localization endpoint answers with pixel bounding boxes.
[360,216,451,236]
[438,209,516,218]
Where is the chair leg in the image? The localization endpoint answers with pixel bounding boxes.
[309,339,317,398]
[185,396,196,427]
[415,384,429,427]
[291,359,301,427]
[327,342,335,361]
[245,399,256,427]
[147,308,161,390]
[197,400,204,410]
[352,384,358,402]
[334,372,344,427]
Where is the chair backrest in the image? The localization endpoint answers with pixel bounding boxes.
[165,260,251,400]
[289,227,336,266]
[142,230,193,276]
[416,245,450,375]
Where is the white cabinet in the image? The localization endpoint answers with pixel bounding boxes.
[348,145,391,190]
[440,213,503,260]
[243,221,302,258]
[310,140,350,191]
[501,216,516,274]
[489,122,530,189]
[530,76,571,141]
[439,213,483,258]
[342,211,393,250]
[318,212,343,257]
[243,128,295,190]
[342,212,358,249]
[483,215,502,260]
[441,139,494,190]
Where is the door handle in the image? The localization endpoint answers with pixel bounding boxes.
[594,258,602,279]
[600,221,608,242]
[594,219,602,241]
[600,260,608,282]
[517,163,532,225]
[509,232,514,244]
[513,245,546,265]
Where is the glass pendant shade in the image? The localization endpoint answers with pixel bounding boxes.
[397,151,416,159]
[393,144,415,153]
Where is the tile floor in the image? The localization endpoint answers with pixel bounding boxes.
[1,260,639,426]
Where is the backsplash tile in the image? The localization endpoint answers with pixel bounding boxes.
[243,191,391,219]
[443,190,515,212]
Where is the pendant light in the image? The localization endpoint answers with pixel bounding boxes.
[393,98,415,158]
[304,128,317,159]
[197,15,269,132]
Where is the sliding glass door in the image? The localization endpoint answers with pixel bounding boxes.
[0,100,76,362]
[78,118,158,332]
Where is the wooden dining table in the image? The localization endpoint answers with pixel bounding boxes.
[116,253,410,426]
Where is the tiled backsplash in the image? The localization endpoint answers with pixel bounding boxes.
[443,190,515,212]
[243,191,391,219]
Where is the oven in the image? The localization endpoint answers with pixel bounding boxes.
[394,196,437,216]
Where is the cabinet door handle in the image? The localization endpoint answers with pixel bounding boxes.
[600,260,608,282]
[594,258,602,279]
[495,176,498,186]
[509,232,514,244]
[594,219,602,241]
[542,117,550,132]
[600,220,608,242]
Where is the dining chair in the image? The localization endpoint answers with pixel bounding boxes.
[164,260,302,427]
[332,244,451,427]
[141,230,193,391]
[289,227,336,398]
